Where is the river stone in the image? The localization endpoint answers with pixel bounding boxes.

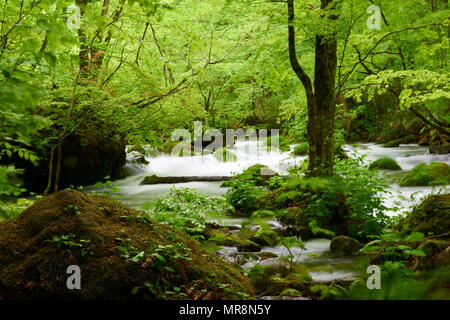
[330,236,363,254]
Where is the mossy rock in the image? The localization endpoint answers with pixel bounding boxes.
[214,147,237,162]
[399,194,449,236]
[369,158,402,171]
[0,190,253,299]
[250,229,280,247]
[383,139,401,148]
[292,142,308,156]
[400,162,450,186]
[207,229,261,252]
[330,236,363,255]
[221,164,277,187]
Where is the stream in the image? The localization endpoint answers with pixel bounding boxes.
[93,141,449,283]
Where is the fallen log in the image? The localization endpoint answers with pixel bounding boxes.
[141,174,232,185]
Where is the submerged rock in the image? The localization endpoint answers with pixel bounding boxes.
[0,190,253,299]
[330,236,363,255]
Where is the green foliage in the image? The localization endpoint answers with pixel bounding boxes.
[46,234,94,257]
[0,198,34,221]
[225,181,268,215]
[148,187,233,234]
[275,156,389,240]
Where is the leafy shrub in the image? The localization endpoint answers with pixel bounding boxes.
[148,188,233,234]
[225,181,268,216]
[275,157,389,240]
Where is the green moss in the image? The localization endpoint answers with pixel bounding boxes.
[250,229,279,246]
[400,162,450,186]
[0,190,254,299]
[214,147,237,162]
[400,194,449,236]
[207,229,261,252]
[369,158,402,171]
[383,139,401,148]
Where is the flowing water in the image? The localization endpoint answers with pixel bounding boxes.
[95,140,449,282]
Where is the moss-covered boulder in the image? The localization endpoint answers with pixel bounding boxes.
[0,190,253,299]
[292,142,308,156]
[214,147,237,162]
[206,229,261,252]
[383,139,401,148]
[330,236,363,254]
[249,229,280,247]
[221,164,278,187]
[369,158,402,171]
[399,194,449,236]
[400,163,450,186]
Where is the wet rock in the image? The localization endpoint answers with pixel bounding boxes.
[330,236,363,254]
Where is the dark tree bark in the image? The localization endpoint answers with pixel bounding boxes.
[287,0,338,176]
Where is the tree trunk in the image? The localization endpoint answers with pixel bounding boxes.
[309,33,337,176]
[287,0,337,176]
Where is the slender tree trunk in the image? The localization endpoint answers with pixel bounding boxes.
[287,0,337,176]
[309,32,337,175]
